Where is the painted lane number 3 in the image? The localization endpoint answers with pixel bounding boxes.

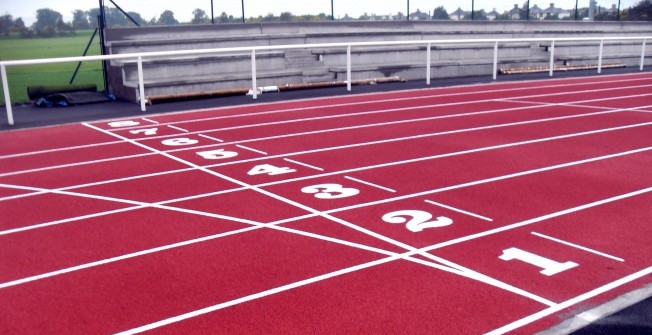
[382,210,453,233]
[301,184,360,199]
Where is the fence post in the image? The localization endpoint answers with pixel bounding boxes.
[493,41,498,80]
[426,42,431,85]
[549,40,555,77]
[251,49,257,100]
[347,45,352,92]
[641,38,647,71]
[137,56,146,112]
[1,64,13,126]
[597,39,604,74]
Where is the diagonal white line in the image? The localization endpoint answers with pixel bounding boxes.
[167,125,189,132]
[531,232,625,262]
[425,200,493,221]
[198,134,224,142]
[236,144,267,155]
[283,158,324,171]
[345,176,396,193]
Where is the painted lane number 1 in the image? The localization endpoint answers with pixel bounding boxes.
[500,247,579,276]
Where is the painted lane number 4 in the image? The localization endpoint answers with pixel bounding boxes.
[382,210,453,233]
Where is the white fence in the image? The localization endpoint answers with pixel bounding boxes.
[1,35,649,126]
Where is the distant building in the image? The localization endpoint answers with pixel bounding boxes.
[450,7,469,20]
[509,4,521,19]
[530,4,545,19]
[543,3,572,19]
[486,8,500,21]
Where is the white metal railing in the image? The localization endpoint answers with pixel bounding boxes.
[1,35,650,126]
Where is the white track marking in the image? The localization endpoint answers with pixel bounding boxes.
[141,118,159,124]
[326,147,652,216]
[345,176,396,193]
[283,158,324,171]
[4,74,648,161]
[235,144,267,155]
[116,88,652,144]
[425,200,493,222]
[106,75,652,134]
[2,102,646,178]
[115,185,652,334]
[531,232,625,262]
[484,265,652,335]
[167,125,189,132]
[197,134,224,142]
[0,140,124,160]
[83,122,558,306]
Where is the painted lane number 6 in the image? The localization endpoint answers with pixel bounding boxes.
[382,210,453,233]
[301,184,360,199]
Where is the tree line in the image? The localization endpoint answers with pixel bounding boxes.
[1,1,650,39]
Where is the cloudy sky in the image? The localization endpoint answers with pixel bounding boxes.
[4,0,636,25]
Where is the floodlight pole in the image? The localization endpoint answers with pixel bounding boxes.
[575,0,579,20]
[526,0,530,20]
[472,0,475,20]
[241,0,245,23]
[98,0,108,93]
[211,0,215,24]
[331,0,334,20]
[407,0,410,20]
[617,0,621,21]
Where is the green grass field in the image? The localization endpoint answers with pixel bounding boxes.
[0,30,104,105]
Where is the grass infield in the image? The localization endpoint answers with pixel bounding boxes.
[0,31,104,105]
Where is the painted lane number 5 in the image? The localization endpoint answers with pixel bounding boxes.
[301,184,360,199]
[382,210,453,233]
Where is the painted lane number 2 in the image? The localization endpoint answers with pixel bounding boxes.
[382,210,453,233]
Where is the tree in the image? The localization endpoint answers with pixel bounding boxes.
[0,14,13,36]
[191,8,210,24]
[33,8,63,37]
[157,10,179,25]
[463,10,488,20]
[432,6,450,20]
[625,0,652,20]
[72,10,90,30]
[279,12,293,21]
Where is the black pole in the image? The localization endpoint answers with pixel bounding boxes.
[241,0,245,23]
[407,0,410,21]
[472,0,475,20]
[331,0,334,20]
[70,28,99,84]
[616,0,621,21]
[108,0,139,26]
[575,0,579,20]
[98,0,108,93]
[526,0,530,20]
[211,0,214,24]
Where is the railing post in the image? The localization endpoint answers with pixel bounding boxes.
[347,45,352,92]
[137,56,146,112]
[426,42,431,85]
[251,49,257,100]
[641,38,647,71]
[1,64,13,126]
[492,41,498,80]
[597,39,604,74]
[549,40,556,77]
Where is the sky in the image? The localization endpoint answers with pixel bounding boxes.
[3,0,638,25]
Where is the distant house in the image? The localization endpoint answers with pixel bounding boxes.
[450,7,469,20]
[486,8,500,21]
[409,9,430,21]
[530,4,545,19]
[543,3,572,19]
[508,4,521,19]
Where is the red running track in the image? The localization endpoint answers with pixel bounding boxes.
[1,72,651,334]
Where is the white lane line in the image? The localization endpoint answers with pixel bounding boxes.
[484,265,652,335]
[198,134,224,142]
[0,140,125,160]
[531,232,625,262]
[283,158,324,171]
[236,144,268,155]
[425,200,493,222]
[106,75,652,134]
[167,125,189,133]
[345,176,396,193]
[141,118,159,124]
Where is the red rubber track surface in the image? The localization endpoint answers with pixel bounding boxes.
[1,72,651,334]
